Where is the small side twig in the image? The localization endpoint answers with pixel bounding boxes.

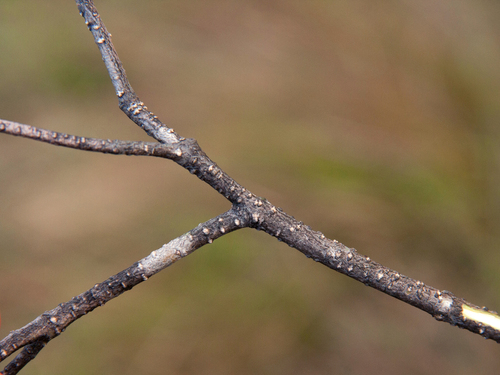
[0,120,177,158]
[0,342,45,375]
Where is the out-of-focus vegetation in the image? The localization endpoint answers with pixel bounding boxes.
[1,1,500,374]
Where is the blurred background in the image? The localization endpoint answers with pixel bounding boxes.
[1,0,500,374]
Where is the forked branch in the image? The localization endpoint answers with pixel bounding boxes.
[1,0,499,373]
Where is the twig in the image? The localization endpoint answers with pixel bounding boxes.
[0,343,45,375]
[0,120,176,158]
[0,210,243,373]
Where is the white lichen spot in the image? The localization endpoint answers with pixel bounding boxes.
[376,272,384,281]
[203,228,210,235]
[50,317,58,324]
[97,37,105,44]
[156,127,177,143]
[208,238,213,244]
[1,349,8,357]
[208,165,214,172]
[462,305,500,331]
[175,149,182,157]
[437,296,453,313]
[289,227,295,232]
[271,206,277,213]
[347,265,354,272]
[347,252,353,260]
[234,219,240,226]
[220,227,225,234]
[151,250,157,257]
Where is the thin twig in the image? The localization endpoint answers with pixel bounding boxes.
[76,0,179,144]
[0,343,45,375]
[0,209,244,372]
[0,120,176,158]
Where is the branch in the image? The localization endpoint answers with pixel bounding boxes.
[76,0,179,144]
[0,209,243,374]
[0,120,177,159]
[0,343,44,375]
[2,0,500,372]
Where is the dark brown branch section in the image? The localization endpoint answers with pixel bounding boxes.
[0,119,247,205]
[0,210,244,374]
[1,0,500,373]
[0,343,44,375]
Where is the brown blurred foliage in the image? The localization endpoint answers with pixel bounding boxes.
[1,1,500,374]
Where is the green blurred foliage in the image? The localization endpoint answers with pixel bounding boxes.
[1,0,500,374]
